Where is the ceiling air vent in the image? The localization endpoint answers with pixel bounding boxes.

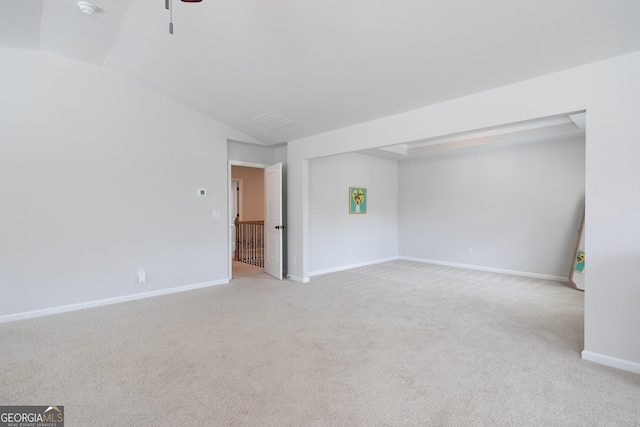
[251,111,293,130]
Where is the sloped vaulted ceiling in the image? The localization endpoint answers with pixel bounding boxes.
[2,0,640,145]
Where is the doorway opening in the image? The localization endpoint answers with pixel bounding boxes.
[228,161,284,280]
[231,166,264,275]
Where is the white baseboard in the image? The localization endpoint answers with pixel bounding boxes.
[309,256,400,277]
[399,256,569,282]
[0,279,229,324]
[582,350,640,374]
[287,275,310,283]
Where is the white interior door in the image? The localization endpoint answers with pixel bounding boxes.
[264,162,283,280]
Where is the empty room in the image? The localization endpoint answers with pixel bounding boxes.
[1,1,640,425]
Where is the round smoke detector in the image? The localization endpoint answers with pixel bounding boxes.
[77,1,97,15]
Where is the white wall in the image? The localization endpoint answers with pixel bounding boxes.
[288,50,640,372]
[399,137,585,279]
[228,140,274,165]
[309,153,398,274]
[0,49,258,318]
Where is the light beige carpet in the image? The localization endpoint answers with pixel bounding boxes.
[1,260,639,426]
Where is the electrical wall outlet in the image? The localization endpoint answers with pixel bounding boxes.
[467,248,473,255]
[137,268,146,284]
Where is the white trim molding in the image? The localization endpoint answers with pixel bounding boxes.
[0,279,229,324]
[309,256,400,277]
[582,351,640,375]
[399,256,570,282]
[228,160,269,169]
[287,275,310,283]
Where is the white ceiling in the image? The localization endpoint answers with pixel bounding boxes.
[358,112,587,160]
[2,1,640,146]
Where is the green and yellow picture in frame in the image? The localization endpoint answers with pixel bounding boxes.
[349,187,367,214]
[574,250,585,274]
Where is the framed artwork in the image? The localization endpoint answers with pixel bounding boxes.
[569,208,585,291]
[574,250,585,274]
[349,187,367,214]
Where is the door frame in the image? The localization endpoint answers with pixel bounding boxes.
[228,161,269,279]
[231,178,244,221]
[230,178,243,256]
